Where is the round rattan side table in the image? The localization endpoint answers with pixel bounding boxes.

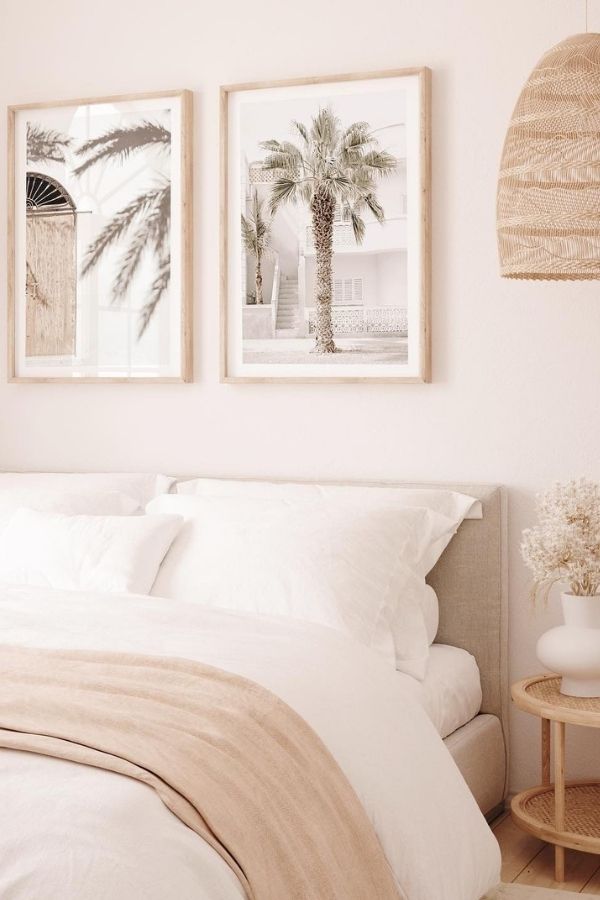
[511,674,600,883]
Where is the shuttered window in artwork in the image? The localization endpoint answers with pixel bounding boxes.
[333,277,363,305]
[333,202,352,223]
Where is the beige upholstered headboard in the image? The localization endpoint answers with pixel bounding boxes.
[174,476,508,747]
[423,484,508,732]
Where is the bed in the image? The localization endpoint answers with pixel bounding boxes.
[0,474,507,900]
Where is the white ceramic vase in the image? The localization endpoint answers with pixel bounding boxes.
[537,593,600,697]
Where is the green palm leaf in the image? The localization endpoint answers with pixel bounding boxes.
[363,193,385,223]
[310,107,341,149]
[349,210,366,243]
[260,139,283,152]
[291,120,309,144]
[268,177,301,213]
[260,150,299,174]
[342,121,370,142]
[361,148,397,174]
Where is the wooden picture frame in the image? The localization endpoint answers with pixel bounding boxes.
[220,68,431,384]
[7,89,193,383]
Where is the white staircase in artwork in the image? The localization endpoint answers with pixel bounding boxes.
[275,277,299,335]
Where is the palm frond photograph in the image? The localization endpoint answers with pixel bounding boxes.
[10,91,191,381]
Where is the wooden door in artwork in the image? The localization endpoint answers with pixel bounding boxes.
[25,173,77,358]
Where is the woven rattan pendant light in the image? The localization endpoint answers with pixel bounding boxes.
[497,30,600,279]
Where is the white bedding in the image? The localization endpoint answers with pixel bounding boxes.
[419,644,483,739]
[0,586,500,900]
[147,492,463,677]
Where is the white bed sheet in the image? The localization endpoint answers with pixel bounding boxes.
[418,643,483,739]
[0,587,500,900]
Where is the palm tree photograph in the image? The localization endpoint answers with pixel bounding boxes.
[12,91,191,381]
[225,71,430,381]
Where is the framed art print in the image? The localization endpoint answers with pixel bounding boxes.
[8,90,192,382]
[221,68,430,383]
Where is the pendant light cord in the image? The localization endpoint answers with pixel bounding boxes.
[586,0,589,32]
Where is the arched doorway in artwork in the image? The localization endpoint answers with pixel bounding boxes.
[25,172,77,358]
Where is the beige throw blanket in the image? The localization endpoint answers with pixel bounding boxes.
[0,644,400,900]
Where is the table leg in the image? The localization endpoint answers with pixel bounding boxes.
[554,720,565,883]
[542,717,550,785]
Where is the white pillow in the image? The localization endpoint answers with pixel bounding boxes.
[147,494,461,676]
[422,584,439,645]
[0,473,174,511]
[176,478,482,519]
[0,489,139,535]
[0,509,182,594]
[175,478,479,575]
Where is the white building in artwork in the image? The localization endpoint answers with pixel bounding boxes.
[242,122,408,342]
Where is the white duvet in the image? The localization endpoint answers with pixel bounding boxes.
[0,586,500,900]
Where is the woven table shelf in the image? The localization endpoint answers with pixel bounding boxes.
[512,782,600,854]
[512,674,600,727]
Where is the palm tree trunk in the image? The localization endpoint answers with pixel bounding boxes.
[255,254,263,305]
[310,189,337,353]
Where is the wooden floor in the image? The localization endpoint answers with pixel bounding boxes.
[493,811,600,893]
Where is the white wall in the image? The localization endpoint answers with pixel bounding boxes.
[1,0,599,794]
[376,252,407,308]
